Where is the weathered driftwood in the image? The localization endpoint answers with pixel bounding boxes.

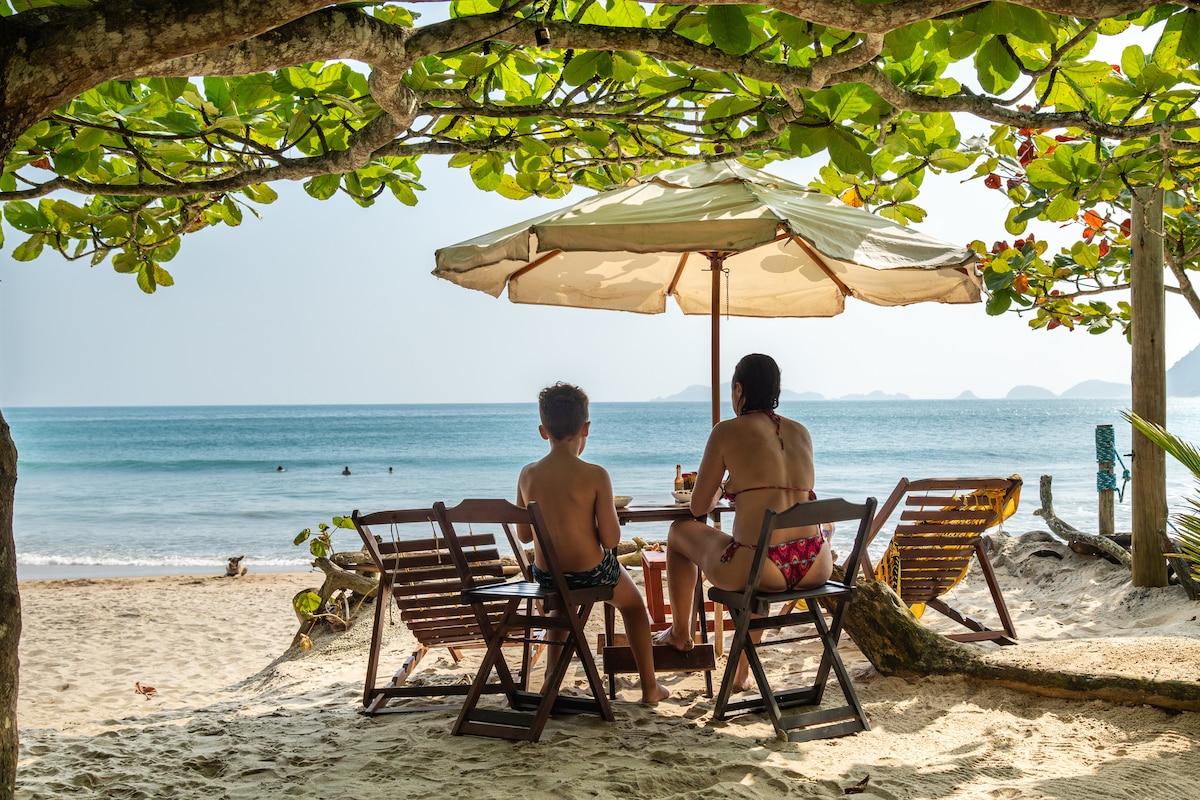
[292,557,380,646]
[1158,528,1200,601]
[843,571,1200,713]
[1034,475,1132,567]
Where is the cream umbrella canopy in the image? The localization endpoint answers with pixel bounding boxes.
[434,160,980,424]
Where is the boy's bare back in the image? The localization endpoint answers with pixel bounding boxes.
[518,448,621,573]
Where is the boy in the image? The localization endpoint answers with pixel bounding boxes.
[516,382,670,705]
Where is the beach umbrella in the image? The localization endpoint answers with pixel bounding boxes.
[433,160,980,425]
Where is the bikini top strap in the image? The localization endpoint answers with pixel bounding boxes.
[743,408,785,450]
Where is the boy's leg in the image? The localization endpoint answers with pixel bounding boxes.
[609,567,669,704]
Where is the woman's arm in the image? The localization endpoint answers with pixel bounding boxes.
[690,425,726,517]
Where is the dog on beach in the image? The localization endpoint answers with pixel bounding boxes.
[226,555,248,577]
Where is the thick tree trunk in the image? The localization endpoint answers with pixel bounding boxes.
[1130,187,1170,587]
[842,570,1200,713]
[0,411,19,800]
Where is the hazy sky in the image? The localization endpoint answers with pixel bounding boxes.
[3,152,1198,408]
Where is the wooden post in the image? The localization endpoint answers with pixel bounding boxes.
[1129,187,1169,587]
[1095,424,1115,538]
[709,254,722,428]
[1099,487,1115,538]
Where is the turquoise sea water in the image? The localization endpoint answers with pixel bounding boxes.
[8,399,1200,579]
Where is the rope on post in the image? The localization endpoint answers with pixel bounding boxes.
[1095,424,1131,501]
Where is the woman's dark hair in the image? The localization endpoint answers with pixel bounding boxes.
[732,353,781,413]
[538,382,589,440]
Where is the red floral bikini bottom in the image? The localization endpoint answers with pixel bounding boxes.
[719,533,825,589]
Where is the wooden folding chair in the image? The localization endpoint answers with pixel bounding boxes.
[861,477,1021,645]
[709,496,877,742]
[351,507,533,714]
[435,499,615,742]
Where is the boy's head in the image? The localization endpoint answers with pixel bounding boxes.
[538,382,589,440]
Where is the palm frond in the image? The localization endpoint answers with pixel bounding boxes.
[1124,411,1200,478]
[1124,411,1200,581]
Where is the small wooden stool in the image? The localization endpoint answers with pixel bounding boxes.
[599,548,717,699]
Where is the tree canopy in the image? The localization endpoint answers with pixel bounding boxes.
[3,0,1199,318]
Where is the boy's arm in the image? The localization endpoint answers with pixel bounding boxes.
[594,467,622,550]
[514,472,534,544]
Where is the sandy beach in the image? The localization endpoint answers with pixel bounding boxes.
[15,530,1200,799]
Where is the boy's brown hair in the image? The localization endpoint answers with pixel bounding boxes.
[539,382,589,440]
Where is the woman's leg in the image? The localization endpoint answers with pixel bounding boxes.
[654,518,732,651]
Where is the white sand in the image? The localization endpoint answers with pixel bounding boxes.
[15,531,1200,799]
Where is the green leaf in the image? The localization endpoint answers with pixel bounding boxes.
[576,127,610,150]
[304,174,341,200]
[986,291,1013,315]
[72,125,106,152]
[1045,193,1080,222]
[1121,45,1147,83]
[50,200,87,224]
[450,0,501,16]
[707,6,752,55]
[562,51,604,86]
[827,129,873,176]
[293,590,323,618]
[243,183,279,204]
[3,200,43,232]
[927,148,973,171]
[11,234,44,261]
[470,158,502,191]
[136,264,157,294]
[112,252,139,274]
[975,37,1020,95]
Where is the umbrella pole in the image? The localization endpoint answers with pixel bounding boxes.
[709,254,723,428]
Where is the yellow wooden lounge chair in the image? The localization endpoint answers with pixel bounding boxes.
[860,477,1022,646]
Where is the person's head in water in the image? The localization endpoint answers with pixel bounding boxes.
[732,353,781,414]
[538,382,589,441]
[276,465,284,472]
[342,466,351,476]
[388,467,393,474]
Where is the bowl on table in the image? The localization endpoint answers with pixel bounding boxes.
[672,489,692,504]
[614,495,633,509]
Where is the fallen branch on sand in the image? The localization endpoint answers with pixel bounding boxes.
[1033,475,1131,567]
[1034,474,1199,599]
[843,573,1200,713]
[291,557,379,648]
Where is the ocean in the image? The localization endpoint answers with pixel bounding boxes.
[8,399,1200,580]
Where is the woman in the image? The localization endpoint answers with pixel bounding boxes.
[653,354,831,684]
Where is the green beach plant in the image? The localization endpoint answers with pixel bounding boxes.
[1123,411,1200,584]
[293,515,355,559]
[292,515,360,648]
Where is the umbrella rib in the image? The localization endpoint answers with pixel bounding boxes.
[508,249,565,285]
[667,253,691,298]
[788,233,851,297]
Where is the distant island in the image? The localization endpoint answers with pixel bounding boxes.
[647,345,1200,400]
[1167,342,1200,396]
[654,379,1132,402]
[654,383,824,402]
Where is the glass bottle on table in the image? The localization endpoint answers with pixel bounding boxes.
[674,464,684,492]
